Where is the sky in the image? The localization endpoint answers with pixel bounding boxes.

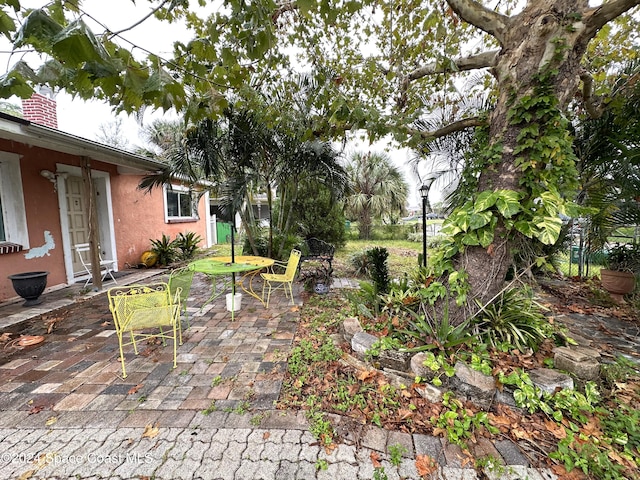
[0,0,434,209]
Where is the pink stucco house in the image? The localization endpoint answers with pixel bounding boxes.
[0,92,212,303]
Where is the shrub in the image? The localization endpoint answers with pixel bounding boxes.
[367,247,390,294]
[150,234,178,266]
[472,286,554,352]
[174,231,202,260]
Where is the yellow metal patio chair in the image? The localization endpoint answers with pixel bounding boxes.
[261,249,301,307]
[168,266,195,333]
[107,283,182,378]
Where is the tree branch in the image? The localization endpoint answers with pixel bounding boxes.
[446,0,509,44]
[403,50,498,85]
[272,2,298,23]
[404,116,486,140]
[107,0,172,38]
[583,0,640,36]
[580,72,605,119]
[397,51,498,109]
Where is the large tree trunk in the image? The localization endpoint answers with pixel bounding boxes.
[449,0,608,318]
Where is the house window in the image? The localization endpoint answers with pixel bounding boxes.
[165,186,197,222]
[0,152,29,250]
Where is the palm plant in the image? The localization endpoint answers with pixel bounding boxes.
[572,59,640,252]
[344,151,408,239]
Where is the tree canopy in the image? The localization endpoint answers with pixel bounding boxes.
[2,0,639,314]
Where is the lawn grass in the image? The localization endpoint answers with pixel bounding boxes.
[333,239,422,279]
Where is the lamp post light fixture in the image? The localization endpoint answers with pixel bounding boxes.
[419,178,436,268]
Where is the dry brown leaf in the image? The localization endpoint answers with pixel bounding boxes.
[28,405,45,415]
[101,321,110,327]
[263,432,270,440]
[17,468,37,480]
[128,384,143,395]
[415,454,438,477]
[67,337,77,342]
[544,419,567,440]
[142,423,160,439]
[370,451,382,468]
[0,332,12,342]
[357,370,378,382]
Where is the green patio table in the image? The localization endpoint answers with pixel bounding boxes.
[189,256,275,318]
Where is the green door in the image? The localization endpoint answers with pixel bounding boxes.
[216,222,231,244]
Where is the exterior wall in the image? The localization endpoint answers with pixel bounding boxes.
[110,175,208,267]
[0,140,72,301]
[0,138,209,303]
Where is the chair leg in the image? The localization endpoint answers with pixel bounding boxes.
[117,332,128,379]
[130,331,139,354]
[172,324,178,369]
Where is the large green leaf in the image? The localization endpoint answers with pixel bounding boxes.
[469,211,492,230]
[534,216,562,245]
[14,8,62,49]
[51,19,110,66]
[514,220,535,238]
[478,228,495,248]
[495,190,522,218]
[473,191,497,212]
[0,10,15,38]
[0,60,36,98]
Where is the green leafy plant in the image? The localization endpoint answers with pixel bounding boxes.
[432,392,499,448]
[150,233,178,266]
[472,286,554,352]
[174,231,202,260]
[605,243,640,273]
[401,299,473,355]
[367,246,390,294]
[388,444,407,467]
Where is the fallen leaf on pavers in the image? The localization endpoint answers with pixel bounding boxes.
[45,416,57,426]
[67,337,77,342]
[290,306,299,312]
[370,451,382,468]
[101,321,110,327]
[128,384,144,395]
[142,423,160,439]
[0,332,12,342]
[263,432,270,440]
[415,454,437,477]
[18,468,37,480]
[28,405,46,415]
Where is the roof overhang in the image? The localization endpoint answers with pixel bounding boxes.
[0,113,166,174]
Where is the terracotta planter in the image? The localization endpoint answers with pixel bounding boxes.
[600,269,636,302]
[8,271,49,306]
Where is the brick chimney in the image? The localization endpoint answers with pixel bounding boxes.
[21,86,58,129]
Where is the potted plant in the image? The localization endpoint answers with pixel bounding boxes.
[600,243,640,302]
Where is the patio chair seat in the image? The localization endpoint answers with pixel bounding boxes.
[74,243,117,288]
[108,283,182,378]
[261,249,301,307]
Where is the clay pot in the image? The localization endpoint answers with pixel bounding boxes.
[600,269,636,302]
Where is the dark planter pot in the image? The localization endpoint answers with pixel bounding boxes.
[600,269,635,303]
[7,271,49,306]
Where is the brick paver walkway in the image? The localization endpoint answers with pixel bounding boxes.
[0,269,555,479]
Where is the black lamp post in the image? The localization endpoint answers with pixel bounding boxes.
[419,178,435,268]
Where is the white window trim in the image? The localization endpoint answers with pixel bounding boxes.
[163,184,199,223]
[0,152,29,248]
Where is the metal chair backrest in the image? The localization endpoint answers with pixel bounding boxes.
[108,283,175,331]
[284,250,302,280]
